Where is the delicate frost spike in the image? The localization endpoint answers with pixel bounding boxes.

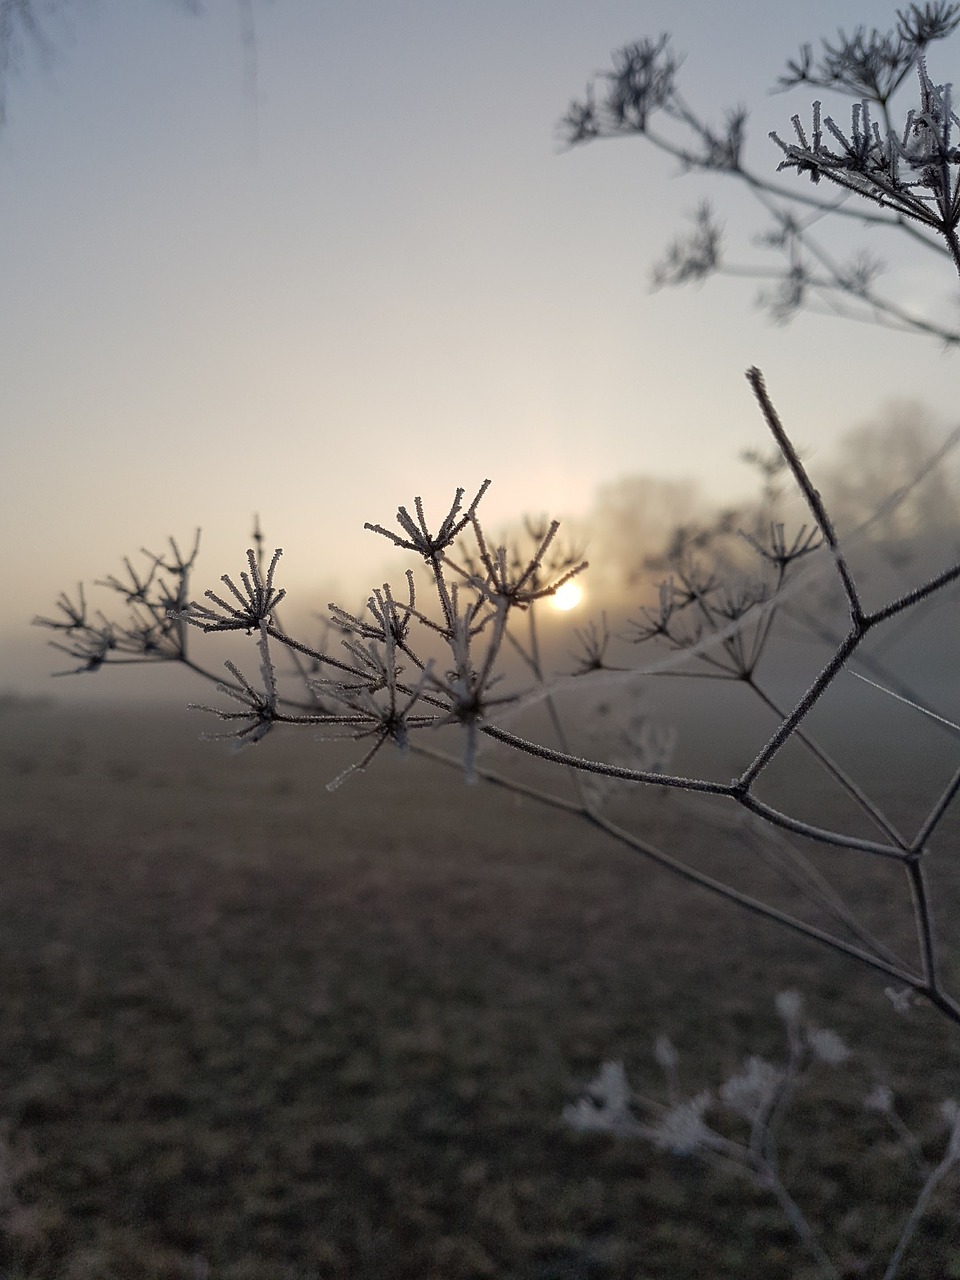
[325,761,365,792]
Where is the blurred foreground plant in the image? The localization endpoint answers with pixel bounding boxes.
[565,991,960,1279]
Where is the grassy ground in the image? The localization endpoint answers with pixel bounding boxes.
[1,697,959,1279]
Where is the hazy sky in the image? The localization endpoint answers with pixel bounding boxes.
[4,0,959,696]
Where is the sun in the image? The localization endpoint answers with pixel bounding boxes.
[550,580,584,612]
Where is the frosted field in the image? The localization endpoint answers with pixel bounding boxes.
[1,699,958,1279]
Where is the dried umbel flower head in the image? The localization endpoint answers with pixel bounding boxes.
[364,482,491,563]
[33,534,202,673]
[560,34,680,143]
[180,548,285,634]
[772,61,960,244]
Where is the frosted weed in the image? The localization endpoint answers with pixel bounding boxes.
[31,5,960,1274]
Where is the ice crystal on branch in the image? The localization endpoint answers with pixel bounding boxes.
[313,673,436,789]
[740,522,822,572]
[570,613,614,674]
[899,1,960,48]
[34,583,88,632]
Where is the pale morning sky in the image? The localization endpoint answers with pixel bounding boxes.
[3,0,958,698]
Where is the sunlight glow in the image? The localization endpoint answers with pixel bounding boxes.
[550,580,584,612]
